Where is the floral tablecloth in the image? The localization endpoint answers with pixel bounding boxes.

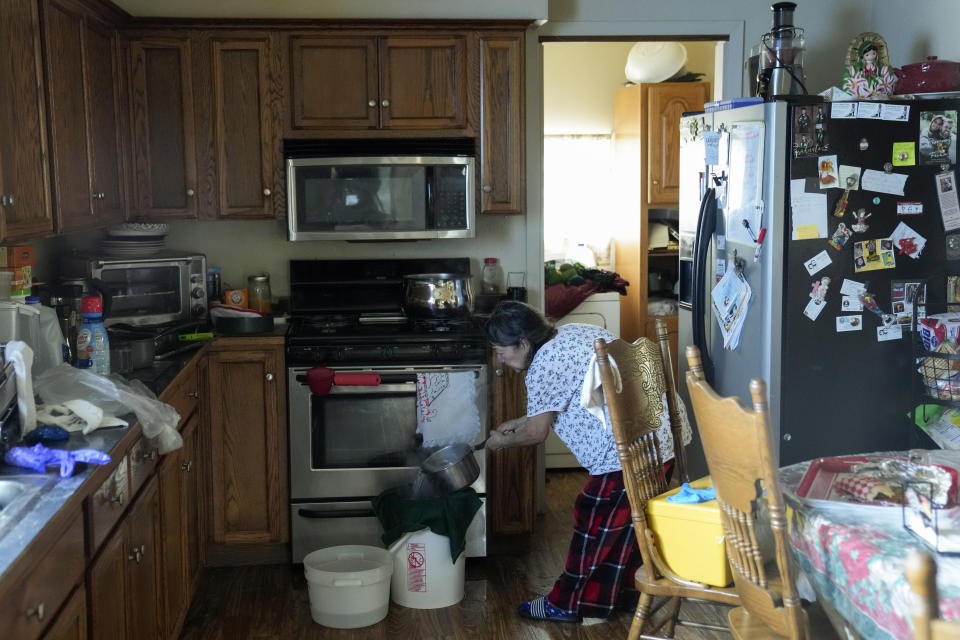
[781,454,960,640]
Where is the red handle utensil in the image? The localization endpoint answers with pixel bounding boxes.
[303,367,381,396]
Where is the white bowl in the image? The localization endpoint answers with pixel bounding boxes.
[625,42,688,84]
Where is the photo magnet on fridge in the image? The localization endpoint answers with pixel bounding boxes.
[836,315,863,332]
[818,155,840,188]
[919,110,958,166]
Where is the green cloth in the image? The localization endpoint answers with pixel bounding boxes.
[371,486,482,562]
[914,404,946,429]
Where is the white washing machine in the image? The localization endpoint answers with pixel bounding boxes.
[547,291,621,468]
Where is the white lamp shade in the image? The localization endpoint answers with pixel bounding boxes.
[624,42,688,84]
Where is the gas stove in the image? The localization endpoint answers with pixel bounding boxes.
[285,258,488,366]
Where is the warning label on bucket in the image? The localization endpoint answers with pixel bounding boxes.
[406,542,427,592]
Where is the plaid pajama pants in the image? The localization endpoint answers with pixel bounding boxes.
[546,470,642,617]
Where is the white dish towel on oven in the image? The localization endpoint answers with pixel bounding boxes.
[416,371,481,447]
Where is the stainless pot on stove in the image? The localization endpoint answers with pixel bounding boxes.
[402,273,474,318]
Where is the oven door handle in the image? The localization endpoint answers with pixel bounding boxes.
[327,383,416,394]
[297,507,377,519]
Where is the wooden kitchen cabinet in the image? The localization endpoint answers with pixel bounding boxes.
[204,338,288,564]
[0,0,54,242]
[88,476,161,640]
[613,82,708,342]
[287,33,472,134]
[479,33,524,215]
[129,34,199,219]
[157,413,201,639]
[646,83,710,206]
[193,31,282,219]
[43,0,127,233]
[43,585,87,640]
[488,355,535,535]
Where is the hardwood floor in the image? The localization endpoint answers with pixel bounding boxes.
[181,470,731,639]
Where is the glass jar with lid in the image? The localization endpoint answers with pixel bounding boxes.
[481,257,503,295]
[247,273,272,314]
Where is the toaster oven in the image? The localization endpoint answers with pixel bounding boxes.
[60,251,207,327]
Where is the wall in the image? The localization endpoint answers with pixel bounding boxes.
[872,0,959,68]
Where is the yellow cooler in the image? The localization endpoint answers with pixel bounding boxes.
[645,476,732,587]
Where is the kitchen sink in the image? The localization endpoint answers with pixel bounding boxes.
[0,475,58,539]
[0,480,26,511]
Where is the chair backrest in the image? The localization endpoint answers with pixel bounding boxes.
[905,548,960,640]
[594,335,686,578]
[655,318,688,482]
[684,344,808,639]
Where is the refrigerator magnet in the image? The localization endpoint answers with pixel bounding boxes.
[840,279,867,297]
[818,155,840,188]
[936,171,960,232]
[890,221,927,259]
[838,165,861,190]
[858,101,882,119]
[897,201,923,215]
[851,209,872,233]
[836,315,863,332]
[810,277,831,305]
[877,325,903,342]
[841,295,864,312]
[803,297,828,322]
[919,110,958,166]
[803,250,832,275]
[832,103,858,119]
[880,104,910,121]
[892,142,916,166]
[829,223,853,250]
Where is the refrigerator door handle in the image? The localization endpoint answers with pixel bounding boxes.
[691,188,717,385]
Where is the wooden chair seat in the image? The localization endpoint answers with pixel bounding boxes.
[594,320,740,640]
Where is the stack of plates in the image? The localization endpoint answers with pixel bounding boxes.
[100,223,170,257]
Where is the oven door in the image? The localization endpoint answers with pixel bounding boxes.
[93,259,200,326]
[288,364,488,501]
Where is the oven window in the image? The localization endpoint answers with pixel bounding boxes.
[100,266,183,318]
[311,392,422,468]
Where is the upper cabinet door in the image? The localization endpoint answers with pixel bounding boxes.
[646,83,709,205]
[130,36,198,219]
[84,19,125,226]
[0,0,53,241]
[43,0,126,233]
[210,35,277,218]
[479,34,524,215]
[288,36,379,131]
[379,35,469,130]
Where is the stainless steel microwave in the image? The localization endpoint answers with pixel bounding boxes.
[60,251,207,327]
[286,155,475,241]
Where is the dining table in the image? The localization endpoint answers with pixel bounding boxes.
[780,450,960,640]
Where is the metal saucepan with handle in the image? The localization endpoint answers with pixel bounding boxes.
[401,273,474,319]
[420,437,488,494]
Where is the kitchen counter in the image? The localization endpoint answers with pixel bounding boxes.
[0,345,206,583]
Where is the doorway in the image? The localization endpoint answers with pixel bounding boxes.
[541,39,723,469]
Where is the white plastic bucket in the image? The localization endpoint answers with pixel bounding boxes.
[389,529,465,609]
[303,545,393,628]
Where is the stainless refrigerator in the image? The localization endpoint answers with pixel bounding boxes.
[678,99,953,476]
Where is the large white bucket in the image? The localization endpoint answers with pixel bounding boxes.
[303,545,393,628]
[389,528,465,609]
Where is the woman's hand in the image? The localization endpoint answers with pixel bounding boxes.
[486,412,556,451]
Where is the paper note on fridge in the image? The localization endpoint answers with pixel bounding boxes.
[790,179,828,239]
[889,221,927,259]
[840,279,866,297]
[861,169,908,196]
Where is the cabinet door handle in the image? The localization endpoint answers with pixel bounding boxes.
[381,99,390,108]
[368,99,376,107]
[652,179,659,185]
[137,449,158,462]
[482,184,492,193]
[265,373,274,381]
[181,460,194,472]
[186,188,195,197]
[186,390,199,398]
[1,194,15,206]
[25,602,45,621]
[263,188,272,196]
[495,368,504,377]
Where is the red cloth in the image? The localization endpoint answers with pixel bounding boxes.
[545,282,600,320]
[546,471,641,617]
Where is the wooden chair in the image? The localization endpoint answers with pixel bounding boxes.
[594,322,739,640]
[905,548,960,640]
[684,345,837,640]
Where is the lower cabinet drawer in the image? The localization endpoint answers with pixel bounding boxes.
[129,437,159,498]
[0,510,85,640]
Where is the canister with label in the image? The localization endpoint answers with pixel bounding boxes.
[247,273,272,314]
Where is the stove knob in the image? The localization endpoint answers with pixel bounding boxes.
[191,287,205,299]
[191,304,205,317]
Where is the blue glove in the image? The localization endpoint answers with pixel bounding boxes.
[4,444,111,478]
[666,482,717,504]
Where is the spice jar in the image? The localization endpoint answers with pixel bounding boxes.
[247,273,272,314]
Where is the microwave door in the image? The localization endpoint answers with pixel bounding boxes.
[99,264,185,326]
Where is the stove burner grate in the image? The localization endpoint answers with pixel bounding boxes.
[412,317,476,333]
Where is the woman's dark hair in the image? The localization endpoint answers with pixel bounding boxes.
[484,301,555,364]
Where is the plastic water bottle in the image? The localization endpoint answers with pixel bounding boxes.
[77,296,110,375]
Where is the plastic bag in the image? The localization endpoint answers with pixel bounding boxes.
[34,364,183,454]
